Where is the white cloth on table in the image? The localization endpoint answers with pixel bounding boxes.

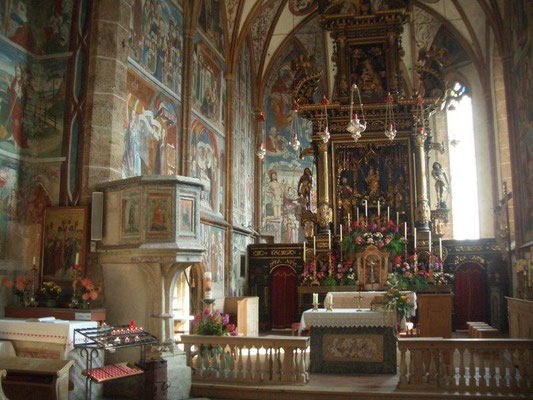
[299,308,396,331]
[324,291,417,316]
[0,318,97,354]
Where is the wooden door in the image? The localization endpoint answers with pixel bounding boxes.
[454,262,487,330]
[270,265,297,329]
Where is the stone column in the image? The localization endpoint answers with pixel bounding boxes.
[413,126,430,232]
[181,25,196,177]
[225,73,236,296]
[316,141,331,232]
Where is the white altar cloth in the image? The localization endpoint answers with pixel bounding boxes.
[325,291,417,315]
[0,318,97,355]
[300,309,396,331]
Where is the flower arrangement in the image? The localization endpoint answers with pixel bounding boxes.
[72,277,102,308]
[384,277,413,319]
[193,308,238,336]
[429,257,454,285]
[1,274,33,303]
[300,256,358,287]
[341,220,405,257]
[40,281,62,299]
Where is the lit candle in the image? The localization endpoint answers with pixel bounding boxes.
[313,293,318,304]
[313,236,316,256]
[303,241,306,262]
[404,222,407,240]
[396,212,400,226]
[364,200,368,217]
[328,231,331,250]
[340,224,343,242]
[439,238,443,259]
[428,230,432,254]
[204,272,212,299]
[75,253,79,266]
[356,207,359,222]
[413,228,417,249]
[387,207,390,222]
[377,201,380,216]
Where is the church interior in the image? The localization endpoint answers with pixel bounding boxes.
[0,0,532,399]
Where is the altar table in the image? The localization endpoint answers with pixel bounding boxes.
[300,309,397,374]
[324,291,417,315]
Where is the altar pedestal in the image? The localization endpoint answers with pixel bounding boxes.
[300,309,397,374]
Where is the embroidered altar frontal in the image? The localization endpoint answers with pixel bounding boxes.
[310,326,397,374]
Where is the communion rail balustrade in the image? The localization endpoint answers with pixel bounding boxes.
[398,338,533,394]
[180,335,309,385]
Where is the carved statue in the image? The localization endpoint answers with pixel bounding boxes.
[297,167,313,211]
[338,176,354,223]
[431,162,449,209]
[365,166,380,196]
[318,203,333,228]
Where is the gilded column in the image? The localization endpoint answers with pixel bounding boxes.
[317,140,332,232]
[337,34,347,95]
[413,125,431,231]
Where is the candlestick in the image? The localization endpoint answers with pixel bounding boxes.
[328,231,331,250]
[364,200,368,217]
[313,236,316,256]
[377,201,380,216]
[404,222,407,240]
[387,207,390,222]
[303,241,306,262]
[356,207,359,222]
[439,238,443,259]
[396,211,400,226]
[413,228,417,249]
[340,224,343,242]
[74,252,79,267]
[428,230,432,254]
[348,213,351,227]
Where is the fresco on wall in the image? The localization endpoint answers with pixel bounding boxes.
[191,118,225,216]
[289,0,318,16]
[261,41,319,244]
[0,157,59,264]
[509,0,533,245]
[200,223,225,299]
[198,0,225,57]
[231,233,253,297]
[0,40,68,157]
[0,0,73,55]
[122,69,179,178]
[129,0,183,97]
[232,41,254,228]
[192,40,224,126]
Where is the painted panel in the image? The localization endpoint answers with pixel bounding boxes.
[0,0,73,55]
[123,68,179,178]
[261,41,318,244]
[232,41,254,228]
[198,0,225,57]
[191,118,225,216]
[0,40,68,157]
[230,233,253,297]
[192,39,224,127]
[129,0,183,98]
[200,223,225,299]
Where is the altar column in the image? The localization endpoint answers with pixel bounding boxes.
[316,141,332,233]
[413,125,431,232]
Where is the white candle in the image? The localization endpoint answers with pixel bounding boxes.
[396,211,400,225]
[340,225,343,242]
[328,231,331,250]
[404,222,407,240]
[377,201,380,216]
[387,207,390,221]
[439,238,443,259]
[303,241,306,262]
[414,228,417,249]
[356,207,359,222]
[75,253,79,266]
[313,236,316,256]
[32,256,36,265]
[313,293,318,304]
[428,230,432,253]
[364,200,368,217]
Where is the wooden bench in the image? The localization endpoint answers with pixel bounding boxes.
[467,321,490,338]
[0,357,74,400]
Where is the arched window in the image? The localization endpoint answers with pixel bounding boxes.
[446,82,480,239]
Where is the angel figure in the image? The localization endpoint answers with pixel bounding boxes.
[432,162,449,209]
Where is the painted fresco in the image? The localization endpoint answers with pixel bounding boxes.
[0,157,60,264]
[509,0,533,245]
[261,41,317,244]
[230,233,253,297]
[129,0,183,97]
[0,0,73,55]
[232,41,254,228]
[289,0,318,16]
[198,0,225,57]
[200,223,225,299]
[122,69,179,178]
[0,40,68,157]
[191,118,225,216]
[192,40,224,126]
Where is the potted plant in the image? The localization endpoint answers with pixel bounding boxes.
[72,278,102,309]
[40,281,62,308]
[1,275,33,306]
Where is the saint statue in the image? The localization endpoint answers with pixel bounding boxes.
[431,162,449,209]
[365,166,380,196]
[297,167,313,211]
[338,176,354,223]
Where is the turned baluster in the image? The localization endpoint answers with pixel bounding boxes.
[236,345,244,381]
[479,349,488,390]
[254,346,262,382]
[272,346,281,381]
[497,349,508,392]
[264,346,272,382]
[228,344,236,380]
[245,346,253,381]
[398,347,407,386]
[488,349,496,391]
[469,348,476,389]
[281,346,294,382]
[437,348,447,387]
[427,349,437,384]
[411,349,424,386]
[457,347,466,388]
[507,349,519,389]
[447,348,456,388]
[298,348,308,382]
[219,344,227,380]
[518,349,527,391]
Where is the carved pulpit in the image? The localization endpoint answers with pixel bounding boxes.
[356,245,390,290]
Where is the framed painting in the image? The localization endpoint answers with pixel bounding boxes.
[41,206,88,284]
[146,191,174,239]
[121,191,142,241]
[179,197,194,235]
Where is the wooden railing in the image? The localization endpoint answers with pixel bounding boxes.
[180,335,309,385]
[398,338,533,394]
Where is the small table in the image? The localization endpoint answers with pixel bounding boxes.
[300,308,397,374]
[5,306,106,323]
